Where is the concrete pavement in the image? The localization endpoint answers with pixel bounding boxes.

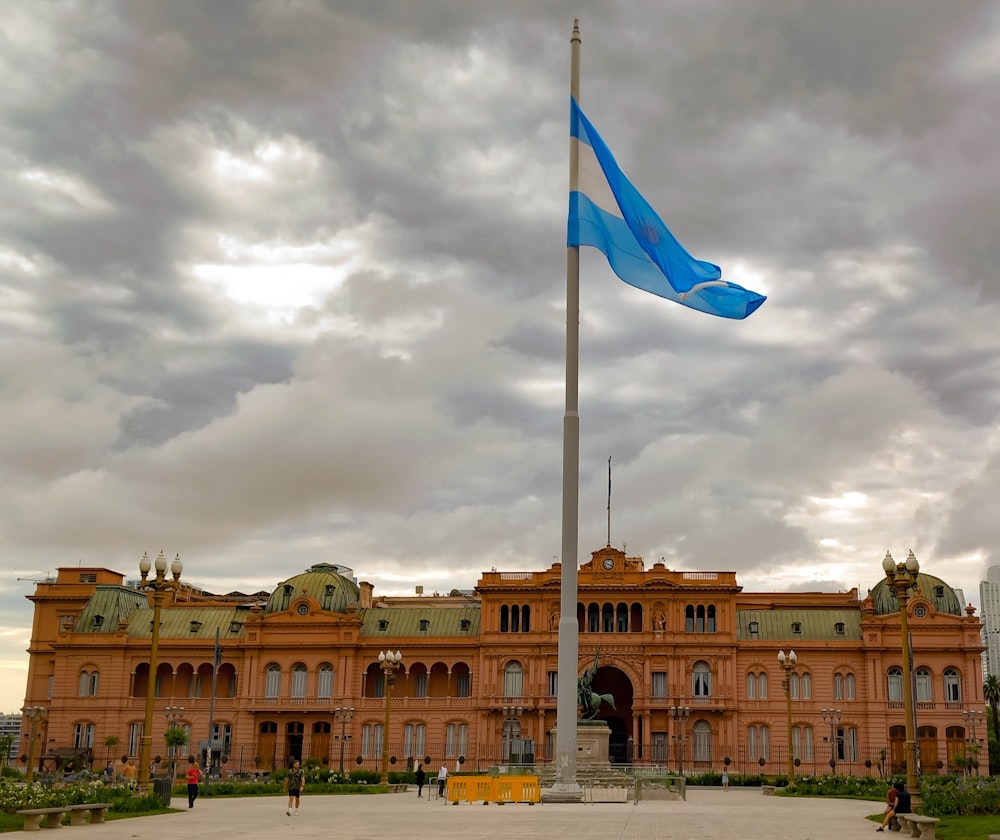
[71,786,887,840]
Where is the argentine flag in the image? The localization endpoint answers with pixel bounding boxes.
[568,98,765,320]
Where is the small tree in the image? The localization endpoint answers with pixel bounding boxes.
[103,735,121,765]
[165,728,189,777]
[0,733,14,772]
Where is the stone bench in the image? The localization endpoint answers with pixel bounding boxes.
[895,813,940,840]
[17,803,111,831]
[761,785,776,795]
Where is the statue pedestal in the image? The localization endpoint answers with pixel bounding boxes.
[575,720,611,764]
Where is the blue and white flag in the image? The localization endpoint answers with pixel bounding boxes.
[568,98,765,320]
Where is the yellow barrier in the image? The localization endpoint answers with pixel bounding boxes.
[446,775,541,804]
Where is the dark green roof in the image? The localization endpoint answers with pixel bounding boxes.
[869,573,962,616]
[75,586,148,632]
[126,606,249,639]
[736,609,862,641]
[360,606,480,638]
[265,565,360,614]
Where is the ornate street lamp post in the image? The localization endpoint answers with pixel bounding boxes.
[378,650,403,785]
[137,550,183,793]
[669,705,691,775]
[962,709,984,776]
[21,706,47,784]
[778,650,797,784]
[820,708,842,773]
[164,705,184,781]
[882,550,921,801]
[334,706,354,773]
[502,705,524,765]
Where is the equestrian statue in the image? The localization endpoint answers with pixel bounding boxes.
[577,647,616,720]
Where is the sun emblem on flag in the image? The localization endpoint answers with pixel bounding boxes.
[635,218,659,246]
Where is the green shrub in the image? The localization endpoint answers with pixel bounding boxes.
[918,775,1000,817]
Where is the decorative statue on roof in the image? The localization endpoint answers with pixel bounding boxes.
[577,647,616,720]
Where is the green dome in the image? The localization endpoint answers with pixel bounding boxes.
[265,564,360,614]
[870,572,962,617]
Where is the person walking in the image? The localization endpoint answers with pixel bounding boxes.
[436,763,448,799]
[122,758,137,789]
[285,758,305,816]
[415,763,426,797]
[186,759,201,809]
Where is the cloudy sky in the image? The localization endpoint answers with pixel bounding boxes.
[3,0,999,712]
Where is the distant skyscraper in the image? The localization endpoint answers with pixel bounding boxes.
[980,566,1000,679]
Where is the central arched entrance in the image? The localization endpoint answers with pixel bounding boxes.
[591,665,634,763]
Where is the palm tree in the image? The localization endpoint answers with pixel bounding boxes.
[985,674,1000,747]
[103,735,120,765]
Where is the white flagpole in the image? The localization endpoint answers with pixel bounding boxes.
[548,17,584,802]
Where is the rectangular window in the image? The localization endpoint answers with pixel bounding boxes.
[547,671,558,696]
[802,673,812,700]
[73,723,95,749]
[446,724,455,757]
[456,673,471,697]
[652,732,667,763]
[916,671,931,703]
[404,724,413,756]
[458,724,467,757]
[758,673,768,699]
[846,674,856,701]
[834,673,843,701]
[129,723,141,757]
[746,673,756,700]
[652,672,667,698]
[291,668,307,698]
[415,673,428,698]
[265,668,281,698]
[374,673,386,698]
[888,671,903,702]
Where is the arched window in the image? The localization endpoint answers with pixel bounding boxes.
[790,673,799,700]
[747,725,769,760]
[915,667,932,702]
[500,605,509,633]
[834,672,843,700]
[511,604,520,633]
[746,672,756,699]
[403,722,426,757]
[265,664,281,698]
[846,672,856,701]
[887,667,903,702]
[521,605,531,633]
[602,603,614,633]
[944,668,961,702]
[792,725,814,760]
[291,664,307,698]
[692,720,712,762]
[317,664,334,698]
[588,604,599,633]
[73,722,95,749]
[616,603,628,633]
[758,672,768,699]
[801,672,812,700]
[78,670,99,697]
[503,661,523,697]
[706,605,716,633]
[685,605,695,633]
[696,605,705,633]
[692,661,711,697]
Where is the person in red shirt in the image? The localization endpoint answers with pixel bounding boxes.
[187,759,202,809]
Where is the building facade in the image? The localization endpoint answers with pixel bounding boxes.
[980,565,1000,680]
[19,546,988,778]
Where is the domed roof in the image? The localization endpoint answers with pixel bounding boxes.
[264,563,360,614]
[869,572,963,617]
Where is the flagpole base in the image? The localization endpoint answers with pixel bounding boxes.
[541,782,584,803]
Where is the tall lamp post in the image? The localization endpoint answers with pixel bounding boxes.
[502,705,524,765]
[164,705,184,781]
[962,709,984,775]
[669,705,691,774]
[882,550,921,801]
[378,650,403,785]
[778,650,797,784]
[137,550,183,793]
[820,708,842,773]
[334,707,354,773]
[21,706,47,784]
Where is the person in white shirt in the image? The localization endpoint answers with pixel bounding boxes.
[436,764,448,798]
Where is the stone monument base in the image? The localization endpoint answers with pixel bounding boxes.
[575,719,611,764]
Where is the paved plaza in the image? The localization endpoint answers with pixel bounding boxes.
[84,786,883,840]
